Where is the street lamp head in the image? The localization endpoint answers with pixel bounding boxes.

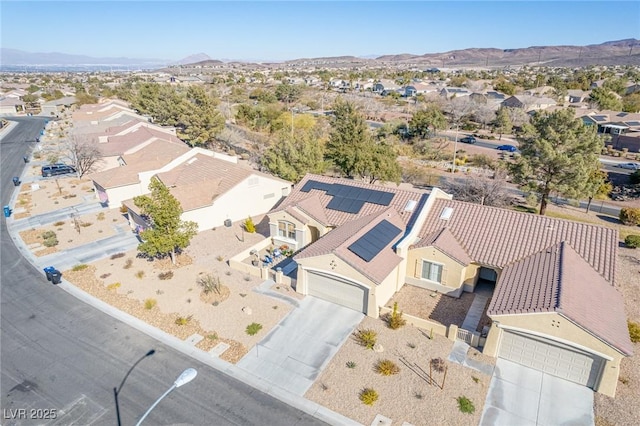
[174,368,197,388]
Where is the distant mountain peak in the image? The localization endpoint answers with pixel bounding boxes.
[173,53,212,65]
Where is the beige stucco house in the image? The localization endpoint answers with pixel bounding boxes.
[266,174,632,397]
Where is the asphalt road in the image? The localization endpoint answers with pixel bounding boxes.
[0,118,326,426]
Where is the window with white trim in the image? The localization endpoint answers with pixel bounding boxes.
[421,260,443,283]
[278,221,296,240]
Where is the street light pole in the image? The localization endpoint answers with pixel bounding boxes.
[114,349,155,426]
[451,122,460,174]
[135,368,198,426]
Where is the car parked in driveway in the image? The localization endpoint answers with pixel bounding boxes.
[41,163,76,177]
[616,162,640,170]
[497,144,517,152]
[460,136,477,144]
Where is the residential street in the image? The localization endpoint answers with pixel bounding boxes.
[1,118,328,426]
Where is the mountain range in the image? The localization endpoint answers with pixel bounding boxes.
[1,39,638,69]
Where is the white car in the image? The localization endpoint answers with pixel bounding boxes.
[616,162,640,170]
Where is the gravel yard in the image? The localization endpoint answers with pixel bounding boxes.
[388,285,475,327]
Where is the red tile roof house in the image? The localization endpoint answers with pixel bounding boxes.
[267,174,632,397]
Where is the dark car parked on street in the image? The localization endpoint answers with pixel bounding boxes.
[497,144,517,152]
[41,163,76,177]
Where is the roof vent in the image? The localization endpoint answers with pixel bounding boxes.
[404,199,417,212]
[439,207,453,221]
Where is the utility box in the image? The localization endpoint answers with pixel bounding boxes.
[224,219,232,227]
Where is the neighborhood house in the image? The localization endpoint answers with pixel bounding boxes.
[265,174,632,398]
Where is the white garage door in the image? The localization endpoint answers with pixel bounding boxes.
[499,330,604,388]
[307,271,367,314]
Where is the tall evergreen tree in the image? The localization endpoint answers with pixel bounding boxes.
[134,178,198,264]
[510,109,602,215]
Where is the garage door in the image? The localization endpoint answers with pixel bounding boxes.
[307,271,367,314]
[499,330,604,388]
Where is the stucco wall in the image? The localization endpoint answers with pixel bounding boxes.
[101,182,145,209]
[181,175,289,231]
[406,246,468,294]
[484,312,625,397]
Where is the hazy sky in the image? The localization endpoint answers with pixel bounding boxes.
[2,1,639,61]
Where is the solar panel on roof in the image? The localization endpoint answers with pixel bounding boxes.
[592,115,607,121]
[347,220,403,262]
[300,180,331,193]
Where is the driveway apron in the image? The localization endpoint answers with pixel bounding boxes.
[237,296,364,396]
[480,358,594,426]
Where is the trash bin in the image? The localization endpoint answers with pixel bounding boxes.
[50,269,62,285]
[44,266,55,281]
[3,206,10,218]
[224,219,232,227]
[12,177,20,186]
[23,156,29,163]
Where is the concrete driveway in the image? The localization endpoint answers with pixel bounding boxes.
[237,296,364,395]
[480,359,594,426]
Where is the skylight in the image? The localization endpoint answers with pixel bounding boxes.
[440,207,453,220]
[404,200,418,212]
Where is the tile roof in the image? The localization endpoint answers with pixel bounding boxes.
[90,139,190,189]
[155,153,254,211]
[418,199,617,282]
[98,126,182,157]
[295,208,404,285]
[418,227,473,266]
[272,174,427,227]
[490,242,633,356]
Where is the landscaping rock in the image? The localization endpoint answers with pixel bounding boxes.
[242,306,252,315]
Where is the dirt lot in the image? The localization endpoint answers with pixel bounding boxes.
[13,176,96,219]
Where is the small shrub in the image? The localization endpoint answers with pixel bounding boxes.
[135,270,145,279]
[156,289,164,295]
[359,388,379,406]
[629,320,640,343]
[96,212,105,221]
[244,216,256,233]
[272,305,278,309]
[53,221,65,226]
[246,322,263,336]
[80,221,92,227]
[243,275,251,282]
[472,376,480,383]
[414,392,423,400]
[457,396,475,414]
[158,271,174,280]
[100,273,111,279]
[207,333,218,341]
[619,207,640,226]
[216,255,225,262]
[41,230,56,240]
[354,328,377,349]
[407,342,416,349]
[43,235,59,247]
[346,361,356,369]
[175,315,192,326]
[375,359,400,376]
[212,301,219,306]
[239,293,247,297]
[225,270,232,276]
[619,376,630,385]
[110,252,125,260]
[186,298,191,303]
[107,282,121,291]
[630,170,640,185]
[123,259,133,269]
[119,205,128,213]
[625,235,640,249]
[144,298,157,310]
[72,264,88,272]
[198,274,222,294]
[386,302,407,329]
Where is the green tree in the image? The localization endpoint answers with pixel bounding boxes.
[262,131,327,182]
[622,93,640,113]
[326,99,401,184]
[510,109,602,215]
[179,86,224,146]
[134,177,198,264]
[409,104,447,138]
[493,107,513,140]
[275,83,301,103]
[589,87,623,111]
[494,78,516,96]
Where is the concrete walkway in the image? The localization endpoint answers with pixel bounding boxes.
[237,296,364,395]
[9,201,107,232]
[461,294,488,332]
[480,359,594,426]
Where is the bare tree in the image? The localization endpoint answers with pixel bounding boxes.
[66,134,102,178]
[444,169,514,207]
[473,103,497,130]
[444,97,477,172]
